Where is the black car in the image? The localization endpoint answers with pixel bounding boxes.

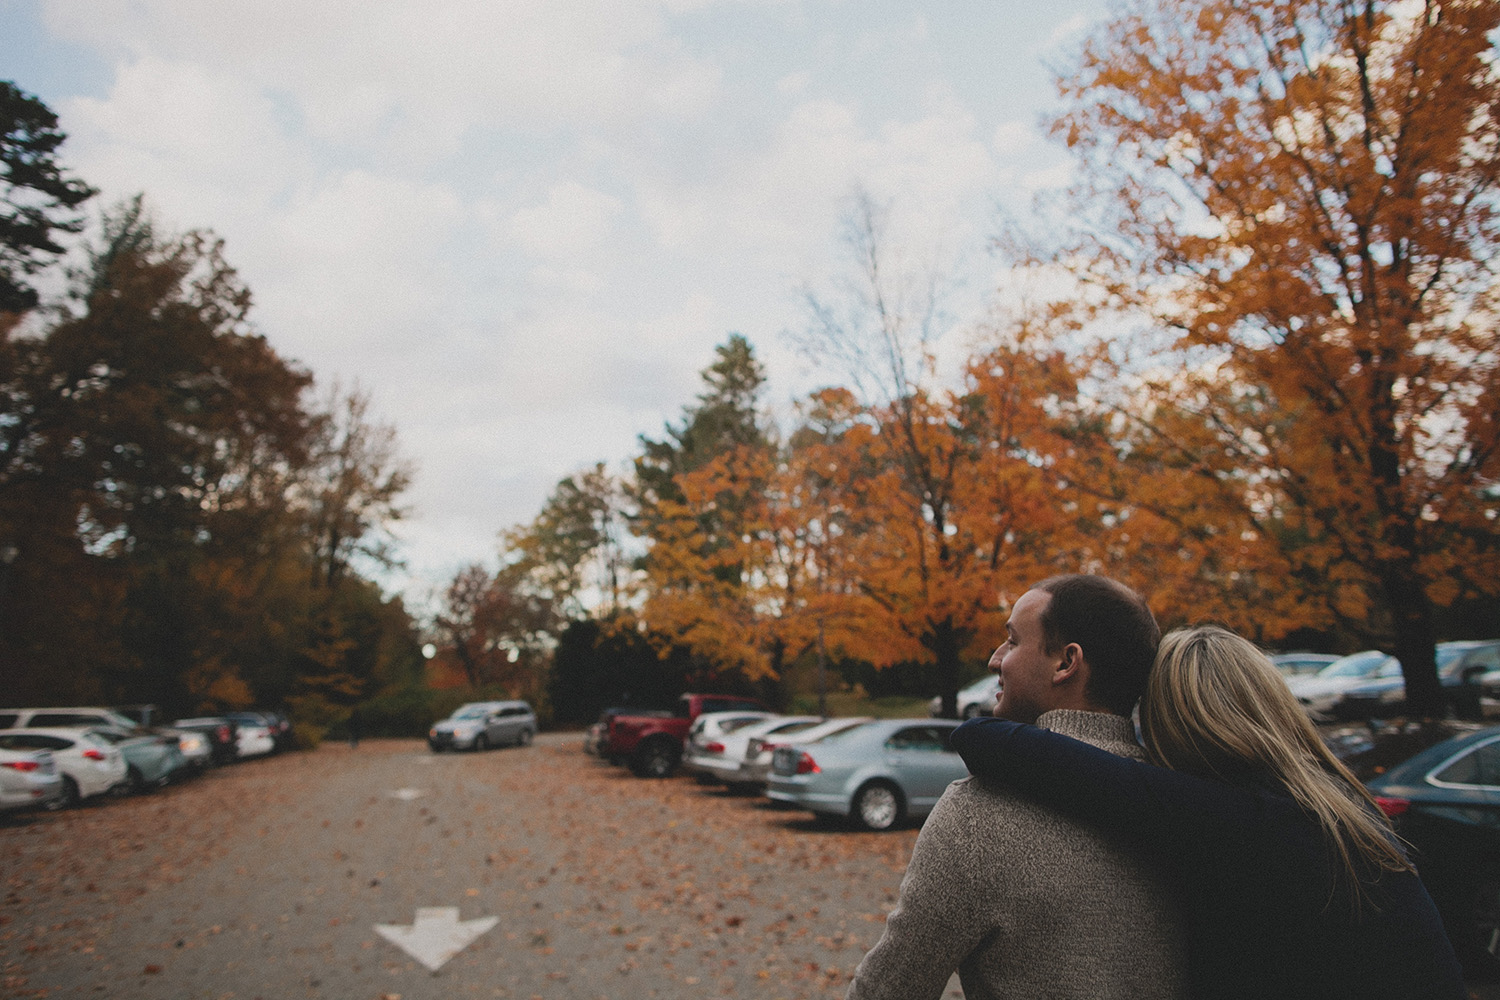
[171,717,241,766]
[1369,726,1500,979]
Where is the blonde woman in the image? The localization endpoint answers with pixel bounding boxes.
[951,625,1465,1000]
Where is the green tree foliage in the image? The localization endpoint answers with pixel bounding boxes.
[632,331,771,550]
[302,383,413,590]
[0,81,95,316]
[505,462,629,617]
[0,199,418,724]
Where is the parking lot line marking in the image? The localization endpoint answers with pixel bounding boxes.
[373,907,499,971]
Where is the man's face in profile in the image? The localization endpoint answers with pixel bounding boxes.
[989,589,1062,724]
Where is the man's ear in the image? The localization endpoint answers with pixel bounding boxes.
[1053,643,1085,686]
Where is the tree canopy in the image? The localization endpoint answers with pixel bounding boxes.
[0,80,95,316]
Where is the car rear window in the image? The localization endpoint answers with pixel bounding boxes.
[1434,740,1500,788]
[0,733,72,750]
[0,713,19,728]
[28,712,103,727]
[886,726,956,752]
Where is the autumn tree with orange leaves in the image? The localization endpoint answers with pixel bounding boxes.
[1043,0,1500,714]
[630,335,787,683]
[793,194,1122,715]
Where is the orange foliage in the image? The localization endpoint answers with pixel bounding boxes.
[1041,0,1500,710]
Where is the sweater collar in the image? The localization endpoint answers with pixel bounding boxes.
[1036,709,1144,759]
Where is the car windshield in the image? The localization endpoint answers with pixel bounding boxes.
[452,705,491,720]
[1317,650,1390,679]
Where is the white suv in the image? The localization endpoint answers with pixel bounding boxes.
[928,674,1000,719]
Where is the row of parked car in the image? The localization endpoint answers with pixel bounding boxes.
[586,701,972,832]
[0,705,290,814]
[1279,640,1500,722]
[925,640,1500,726]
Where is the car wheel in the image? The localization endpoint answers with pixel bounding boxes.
[120,765,145,796]
[851,781,904,832]
[47,776,80,810]
[631,739,680,779]
[516,728,534,747]
[474,733,488,752]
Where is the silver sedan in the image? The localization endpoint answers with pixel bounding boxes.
[766,719,967,831]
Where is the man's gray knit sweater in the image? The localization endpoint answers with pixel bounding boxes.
[846,709,1189,1000]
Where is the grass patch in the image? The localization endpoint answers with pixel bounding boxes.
[790,691,933,719]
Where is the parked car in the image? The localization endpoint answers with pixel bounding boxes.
[1334,640,1500,720]
[928,675,1000,719]
[228,716,276,758]
[680,710,781,778]
[1268,652,1340,680]
[88,726,186,792]
[164,727,214,771]
[684,715,822,786]
[1368,725,1500,978]
[1286,650,1402,721]
[584,707,671,760]
[0,746,64,813]
[172,717,241,766]
[606,694,770,778]
[0,705,210,772]
[428,701,536,752]
[0,729,128,807]
[740,716,874,789]
[223,711,293,753]
[767,719,967,831]
[0,706,144,731]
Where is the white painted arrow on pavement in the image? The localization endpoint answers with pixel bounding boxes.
[374,907,499,971]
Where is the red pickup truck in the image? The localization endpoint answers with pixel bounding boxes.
[606,693,769,778]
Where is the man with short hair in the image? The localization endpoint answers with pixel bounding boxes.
[845,574,1188,1000]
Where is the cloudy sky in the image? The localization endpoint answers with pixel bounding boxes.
[3,0,1106,609]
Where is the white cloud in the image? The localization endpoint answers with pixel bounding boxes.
[19,0,1111,603]
[509,182,624,260]
[62,57,308,225]
[44,0,725,161]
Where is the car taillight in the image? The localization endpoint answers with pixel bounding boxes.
[82,748,106,761]
[1,761,39,772]
[1375,796,1410,818]
[795,751,820,775]
[704,741,725,754]
[216,725,230,743]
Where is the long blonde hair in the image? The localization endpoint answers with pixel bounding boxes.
[1140,626,1411,903]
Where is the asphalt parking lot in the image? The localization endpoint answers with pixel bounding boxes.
[4,732,1495,1000]
[0,733,931,1000]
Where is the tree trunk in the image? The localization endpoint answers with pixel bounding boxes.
[925,618,964,719]
[1383,569,1443,718]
